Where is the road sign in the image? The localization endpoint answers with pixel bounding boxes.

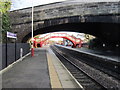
[7,32,17,39]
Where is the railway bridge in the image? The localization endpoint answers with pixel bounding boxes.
[33,33,82,48]
[10,1,120,48]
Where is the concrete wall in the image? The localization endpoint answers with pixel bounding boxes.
[0,43,30,70]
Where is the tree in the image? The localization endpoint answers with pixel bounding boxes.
[0,0,11,43]
[0,1,11,13]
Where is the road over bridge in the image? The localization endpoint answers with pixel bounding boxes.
[10,1,120,48]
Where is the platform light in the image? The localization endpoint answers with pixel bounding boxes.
[103,43,105,47]
[116,44,119,47]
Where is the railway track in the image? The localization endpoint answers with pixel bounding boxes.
[51,45,120,90]
[55,45,120,80]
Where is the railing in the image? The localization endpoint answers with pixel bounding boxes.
[34,33,81,44]
[0,43,30,70]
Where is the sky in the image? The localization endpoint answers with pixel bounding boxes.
[11,0,66,10]
[11,0,119,10]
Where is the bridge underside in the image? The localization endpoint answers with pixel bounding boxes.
[22,22,119,46]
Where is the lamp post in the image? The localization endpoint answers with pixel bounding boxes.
[31,5,34,57]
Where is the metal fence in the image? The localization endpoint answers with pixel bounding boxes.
[0,43,30,70]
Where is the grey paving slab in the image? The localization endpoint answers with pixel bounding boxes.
[2,48,51,88]
[47,48,82,88]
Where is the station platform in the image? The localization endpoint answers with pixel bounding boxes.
[77,47,119,62]
[61,46,119,62]
[1,47,81,89]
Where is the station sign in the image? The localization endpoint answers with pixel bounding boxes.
[7,32,17,39]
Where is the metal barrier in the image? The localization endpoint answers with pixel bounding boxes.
[0,43,30,70]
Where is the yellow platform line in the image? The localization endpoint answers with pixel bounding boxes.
[47,53,62,88]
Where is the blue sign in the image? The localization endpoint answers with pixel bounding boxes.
[7,32,17,39]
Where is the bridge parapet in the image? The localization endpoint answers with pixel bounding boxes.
[10,2,119,25]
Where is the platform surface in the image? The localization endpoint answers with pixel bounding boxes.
[2,48,51,88]
[47,47,81,88]
[2,47,81,89]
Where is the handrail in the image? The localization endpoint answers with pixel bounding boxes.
[34,33,81,43]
